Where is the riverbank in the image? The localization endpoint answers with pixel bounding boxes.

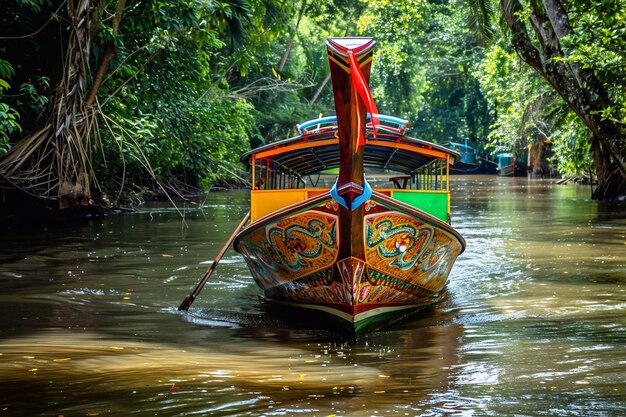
[0,177,247,231]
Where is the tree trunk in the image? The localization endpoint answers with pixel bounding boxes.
[277,1,307,72]
[0,0,127,209]
[85,0,126,107]
[309,72,331,104]
[278,38,293,72]
[590,133,609,185]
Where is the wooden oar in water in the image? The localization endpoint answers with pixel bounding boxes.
[178,211,250,311]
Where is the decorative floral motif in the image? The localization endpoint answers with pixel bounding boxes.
[365,215,432,270]
[364,200,377,212]
[268,217,337,272]
[363,211,462,293]
[325,200,339,211]
[238,210,339,284]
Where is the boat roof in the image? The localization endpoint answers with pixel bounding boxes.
[445,142,475,151]
[241,115,461,176]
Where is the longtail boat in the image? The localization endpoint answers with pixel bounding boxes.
[233,37,466,332]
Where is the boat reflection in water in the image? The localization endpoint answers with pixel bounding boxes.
[0,314,464,416]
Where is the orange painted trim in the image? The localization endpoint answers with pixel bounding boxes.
[251,138,451,161]
[252,138,339,160]
[366,140,450,160]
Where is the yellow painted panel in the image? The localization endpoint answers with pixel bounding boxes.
[251,189,329,222]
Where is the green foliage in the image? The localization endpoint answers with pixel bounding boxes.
[0,0,61,144]
[17,79,49,114]
[357,0,491,155]
[474,43,529,151]
[474,40,584,168]
[358,0,430,117]
[470,0,625,177]
[92,0,288,198]
[550,113,592,176]
[6,0,621,202]
[560,0,626,126]
[254,94,326,144]
[99,94,254,196]
[247,0,368,143]
[414,1,491,150]
[476,41,566,164]
[0,60,21,155]
[15,0,51,13]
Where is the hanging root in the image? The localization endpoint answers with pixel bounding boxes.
[593,168,626,200]
[0,0,95,208]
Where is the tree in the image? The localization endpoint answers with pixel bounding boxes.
[467,0,626,199]
[0,60,21,154]
[0,0,289,209]
[248,0,369,144]
[355,0,493,156]
[0,0,101,208]
[410,0,491,149]
[0,0,56,144]
[358,0,430,118]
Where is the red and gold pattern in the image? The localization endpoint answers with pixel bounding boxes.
[237,209,340,289]
[237,198,463,314]
[363,211,463,293]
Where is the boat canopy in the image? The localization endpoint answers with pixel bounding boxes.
[241,115,461,177]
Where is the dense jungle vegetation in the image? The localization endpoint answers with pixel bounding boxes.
[0,0,624,213]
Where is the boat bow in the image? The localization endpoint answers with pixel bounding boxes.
[326,37,377,211]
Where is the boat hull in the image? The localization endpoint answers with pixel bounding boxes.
[497,162,528,177]
[234,191,465,331]
[450,161,480,174]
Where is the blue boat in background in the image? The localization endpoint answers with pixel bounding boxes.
[496,153,528,177]
[444,141,497,175]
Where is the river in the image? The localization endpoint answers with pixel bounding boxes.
[0,176,624,416]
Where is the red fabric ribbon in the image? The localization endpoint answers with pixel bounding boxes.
[348,50,379,146]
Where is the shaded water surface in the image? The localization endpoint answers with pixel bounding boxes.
[0,176,624,416]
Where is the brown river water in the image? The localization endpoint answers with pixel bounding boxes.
[0,175,624,416]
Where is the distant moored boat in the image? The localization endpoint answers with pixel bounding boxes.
[496,153,528,177]
[444,141,498,175]
[444,142,480,174]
